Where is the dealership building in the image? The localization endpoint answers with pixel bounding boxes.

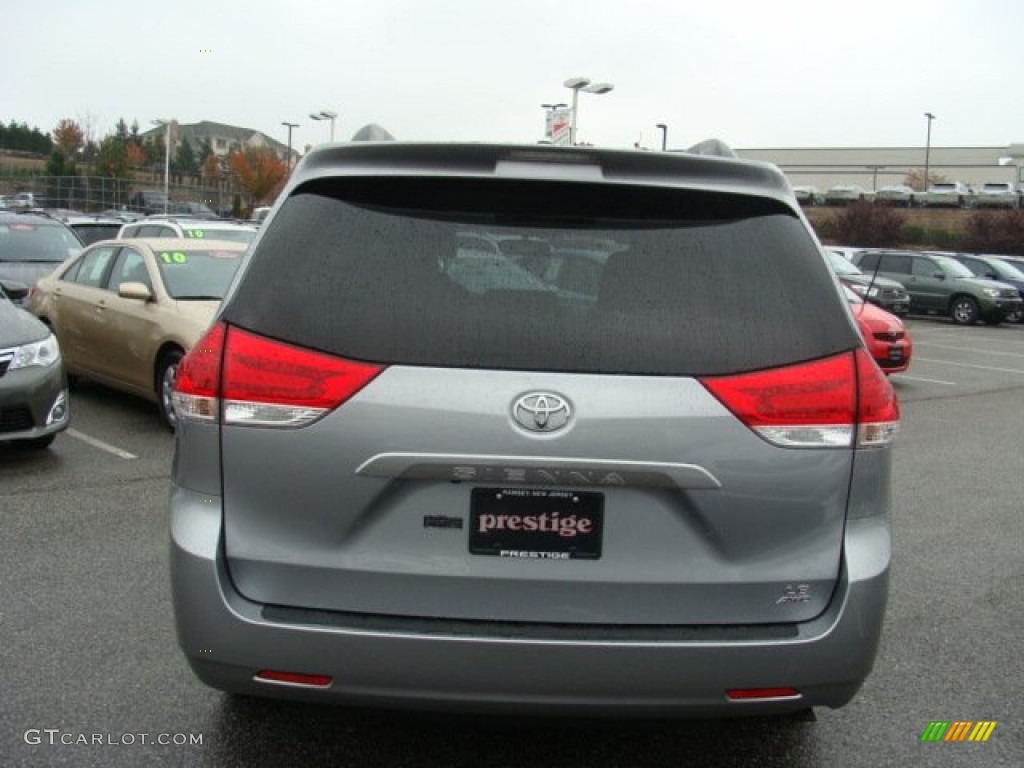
[735,144,1024,192]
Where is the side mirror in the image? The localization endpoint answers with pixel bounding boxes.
[933,271,946,280]
[118,281,153,301]
[0,278,29,302]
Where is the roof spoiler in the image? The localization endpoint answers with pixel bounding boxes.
[350,124,396,142]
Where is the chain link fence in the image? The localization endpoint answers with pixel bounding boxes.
[0,174,246,217]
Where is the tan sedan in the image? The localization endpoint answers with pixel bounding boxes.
[28,238,247,429]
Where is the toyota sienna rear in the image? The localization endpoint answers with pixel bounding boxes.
[170,141,898,717]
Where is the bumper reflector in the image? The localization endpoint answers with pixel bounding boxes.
[254,670,333,688]
[726,687,802,701]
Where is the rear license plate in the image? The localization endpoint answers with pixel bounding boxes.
[469,488,603,560]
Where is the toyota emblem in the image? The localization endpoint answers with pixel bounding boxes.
[512,392,572,433]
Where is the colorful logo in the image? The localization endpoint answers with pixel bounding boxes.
[921,721,997,742]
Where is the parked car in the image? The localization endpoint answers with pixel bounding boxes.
[824,184,871,205]
[973,182,1019,209]
[874,185,916,207]
[852,249,1022,325]
[951,253,1024,322]
[170,139,900,718]
[843,285,912,375]
[28,238,247,428]
[0,278,69,450]
[127,189,171,215]
[791,185,819,205]
[59,214,124,246]
[922,181,974,208]
[0,212,83,302]
[825,248,910,315]
[117,216,257,244]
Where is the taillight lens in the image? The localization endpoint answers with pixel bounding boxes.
[700,349,898,448]
[173,322,385,428]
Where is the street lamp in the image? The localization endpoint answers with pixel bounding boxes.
[152,118,172,214]
[656,123,668,151]
[923,112,936,192]
[281,121,299,173]
[309,109,338,141]
[563,77,614,145]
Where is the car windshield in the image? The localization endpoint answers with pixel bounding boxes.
[181,227,255,244]
[827,250,862,275]
[70,223,122,245]
[0,221,82,262]
[154,247,244,299]
[991,259,1024,280]
[933,256,976,278]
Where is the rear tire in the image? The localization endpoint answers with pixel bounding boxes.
[157,349,184,431]
[950,297,980,325]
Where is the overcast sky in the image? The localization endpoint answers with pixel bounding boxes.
[3,0,1022,152]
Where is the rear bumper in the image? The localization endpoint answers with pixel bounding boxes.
[170,485,890,717]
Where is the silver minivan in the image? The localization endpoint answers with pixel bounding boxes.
[170,141,899,717]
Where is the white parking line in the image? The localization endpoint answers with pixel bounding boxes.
[914,341,1024,358]
[893,374,957,385]
[66,429,138,460]
[914,358,1024,375]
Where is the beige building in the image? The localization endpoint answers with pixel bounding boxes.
[735,144,1024,192]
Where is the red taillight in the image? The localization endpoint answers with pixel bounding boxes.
[726,687,801,701]
[173,322,385,428]
[254,670,332,687]
[700,350,899,448]
[172,322,226,422]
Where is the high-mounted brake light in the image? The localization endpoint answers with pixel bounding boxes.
[173,322,385,428]
[700,349,898,448]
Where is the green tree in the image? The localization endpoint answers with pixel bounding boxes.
[94,134,130,178]
[44,149,78,177]
[173,138,197,173]
[197,137,214,163]
[0,120,53,153]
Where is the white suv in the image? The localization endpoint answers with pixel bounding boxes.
[922,181,974,208]
[975,182,1019,209]
[118,216,257,244]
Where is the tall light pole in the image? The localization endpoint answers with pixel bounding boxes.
[152,118,172,213]
[309,109,338,141]
[923,112,936,192]
[563,77,614,145]
[656,123,668,151]
[281,121,299,172]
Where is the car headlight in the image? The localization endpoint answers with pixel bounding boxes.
[865,286,880,297]
[982,288,1001,298]
[9,333,61,369]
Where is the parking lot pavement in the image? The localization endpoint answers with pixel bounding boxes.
[892,318,1024,401]
[2,341,1022,768]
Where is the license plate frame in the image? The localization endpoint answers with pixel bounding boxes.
[469,488,604,560]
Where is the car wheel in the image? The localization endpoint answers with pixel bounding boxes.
[950,297,980,325]
[18,434,56,450]
[157,349,184,431]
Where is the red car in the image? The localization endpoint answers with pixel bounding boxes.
[844,286,912,374]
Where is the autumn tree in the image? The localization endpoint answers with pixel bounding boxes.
[53,119,85,158]
[904,168,947,191]
[126,141,146,168]
[228,147,287,207]
[201,153,222,186]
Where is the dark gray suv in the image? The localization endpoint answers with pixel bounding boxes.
[170,141,900,717]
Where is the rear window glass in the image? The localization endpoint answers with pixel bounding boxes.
[155,248,243,299]
[222,178,858,376]
[0,221,81,262]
